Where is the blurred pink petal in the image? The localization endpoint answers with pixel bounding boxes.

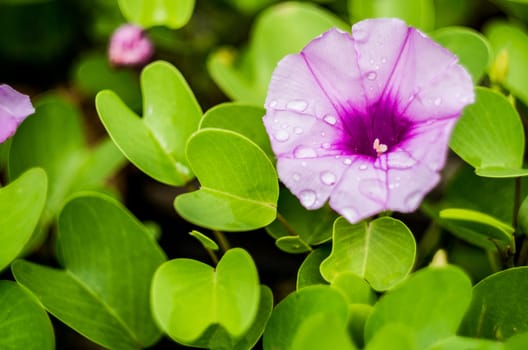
[0,84,34,143]
[108,24,154,67]
[263,18,474,223]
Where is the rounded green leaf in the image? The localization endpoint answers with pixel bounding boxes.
[151,248,260,344]
[12,193,167,350]
[432,26,491,83]
[96,60,202,186]
[459,267,528,340]
[450,87,525,171]
[365,266,472,349]
[349,0,435,31]
[174,129,279,231]
[0,168,46,271]
[320,217,416,291]
[0,281,54,350]
[291,313,357,350]
[207,2,347,104]
[275,236,312,254]
[296,245,331,289]
[117,0,195,29]
[331,272,376,306]
[263,285,349,350]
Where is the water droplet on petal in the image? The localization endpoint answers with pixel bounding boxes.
[286,100,308,112]
[292,173,301,181]
[321,142,331,149]
[268,100,278,108]
[387,153,417,169]
[293,127,303,135]
[323,115,337,125]
[352,26,368,41]
[381,57,387,63]
[274,130,289,142]
[405,191,423,209]
[294,146,317,158]
[299,190,317,208]
[367,71,377,80]
[341,207,359,223]
[434,97,442,106]
[369,58,375,65]
[320,171,336,185]
[343,158,352,165]
[359,164,368,171]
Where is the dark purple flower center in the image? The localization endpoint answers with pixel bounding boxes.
[336,98,412,158]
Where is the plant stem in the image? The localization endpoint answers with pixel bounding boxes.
[213,230,231,252]
[513,176,522,230]
[206,248,219,265]
[276,212,298,236]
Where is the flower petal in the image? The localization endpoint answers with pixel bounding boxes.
[0,84,34,143]
[0,111,19,142]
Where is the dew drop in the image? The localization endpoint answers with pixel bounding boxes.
[320,171,336,185]
[341,207,359,223]
[352,27,368,41]
[343,158,352,165]
[321,142,331,149]
[323,115,337,125]
[367,71,377,80]
[359,164,368,171]
[274,129,289,142]
[292,173,301,181]
[299,190,317,208]
[286,100,308,112]
[381,57,387,63]
[293,127,303,135]
[369,58,375,65]
[434,97,442,106]
[269,100,278,108]
[294,146,317,159]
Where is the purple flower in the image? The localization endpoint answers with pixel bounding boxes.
[108,24,154,67]
[263,18,474,224]
[0,84,34,144]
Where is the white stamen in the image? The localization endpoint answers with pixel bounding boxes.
[373,138,388,155]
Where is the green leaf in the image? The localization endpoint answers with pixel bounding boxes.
[364,266,472,349]
[428,336,504,350]
[8,95,125,248]
[348,0,435,31]
[12,193,167,350]
[263,285,349,350]
[459,267,528,341]
[275,236,312,254]
[73,52,142,112]
[518,195,528,235]
[320,217,416,291]
[174,129,278,231]
[199,102,273,160]
[291,313,357,350]
[450,87,525,172]
[439,208,514,244]
[151,248,260,344]
[505,332,528,350]
[189,230,219,251]
[0,168,46,271]
[0,281,54,350]
[207,2,347,104]
[364,324,416,350]
[117,0,195,29]
[485,21,528,106]
[96,61,201,186]
[432,26,491,83]
[296,245,331,289]
[476,167,528,178]
[331,272,376,306]
[267,188,338,251]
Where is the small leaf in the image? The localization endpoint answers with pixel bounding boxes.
[459,267,528,340]
[12,193,167,350]
[0,281,54,350]
[450,87,525,172]
[296,245,331,289]
[174,129,279,231]
[0,168,46,271]
[151,248,260,344]
[364,266,472,349]
[275,236,311,254]
[117,0,195,29]
[189,230,219,251]
[320,217,416,291]
[263,285,349,350]
[432,26,491,83]
[96,60,202,186]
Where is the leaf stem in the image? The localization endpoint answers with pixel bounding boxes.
[276,212,298,236]
[213,230,231,252]
[206,248,219,265]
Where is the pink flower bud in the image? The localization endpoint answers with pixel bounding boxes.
[108,24,154,67]
[0,84,34,144]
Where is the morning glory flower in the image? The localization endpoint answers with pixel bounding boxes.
[108,24,154,67]
[263,18,474,224]
[0,84,34,144]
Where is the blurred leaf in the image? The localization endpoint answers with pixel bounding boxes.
[348,0,435,31]
[320,217,416,291]
[291,312,357,350]
[73,53,141,112]
[505,332,528,349]
[267,188,338,252]
[117,0,195,29]
[365,266,472,349]
[450,87,525,172]
[12,193,166,350]
[0,281,54,350]
[519,195,528,235]
[263,285,349,350]
[151,248,260,345]
[224,0,277,14]
[0,168,46,271]
[364,324,416,350]
[434,0,479,28]
[296,245,331,289]
[485,21,528,106]
[8,95,126,248]
[174,129,278,231]
[432,27,491,83]
[208,2,347,104]
[189,230,219,251]
[200,102,273,160]
[96,60,201,186]
[428,336,503,350]
[459,267,528,341]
